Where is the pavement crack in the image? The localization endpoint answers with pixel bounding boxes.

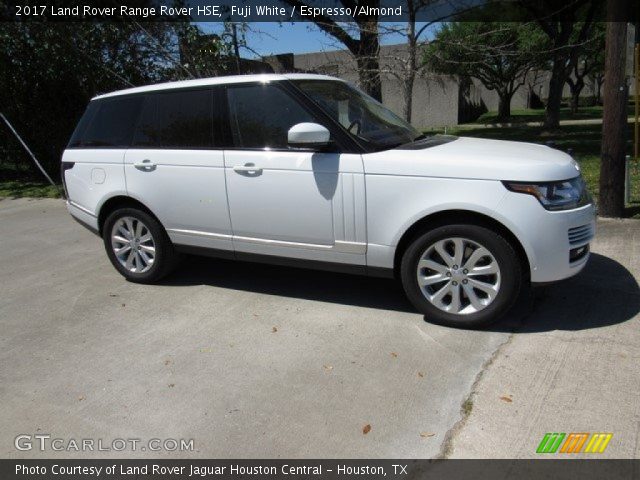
[434,330,516,459]
[435,285,539,459]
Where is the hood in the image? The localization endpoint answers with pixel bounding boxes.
[364,136,581,182]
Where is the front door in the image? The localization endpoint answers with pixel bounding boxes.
[223,82,366,264]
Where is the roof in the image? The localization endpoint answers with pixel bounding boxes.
[92,73,343,100]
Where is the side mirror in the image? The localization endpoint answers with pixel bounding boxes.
[288,123,331,148]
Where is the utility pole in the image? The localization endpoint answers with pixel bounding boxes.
[634,23,639,168]
[599,0,629,217]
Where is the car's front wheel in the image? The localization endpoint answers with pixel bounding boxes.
[103,207,178,283]
[400,224,523,328]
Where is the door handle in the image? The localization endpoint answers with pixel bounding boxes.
[233,163,262,175]
[133,159,156,171]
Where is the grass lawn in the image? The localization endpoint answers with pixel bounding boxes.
[424,122,640,218]
[0,180,62,199]
[473,104,634,125]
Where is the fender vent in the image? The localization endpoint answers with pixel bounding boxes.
[568,224,593,246]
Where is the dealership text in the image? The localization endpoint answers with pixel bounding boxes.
[15,463,396,476]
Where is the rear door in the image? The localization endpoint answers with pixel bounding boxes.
[124,88,233,252]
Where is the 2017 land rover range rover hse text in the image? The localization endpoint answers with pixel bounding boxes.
[62,74,595,328]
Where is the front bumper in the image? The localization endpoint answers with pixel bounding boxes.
[496,194,596,283]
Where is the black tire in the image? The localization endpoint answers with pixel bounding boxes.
[103,207,178,283]
[400,223,523,329]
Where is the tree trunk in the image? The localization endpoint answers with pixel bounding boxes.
[402,72,415,122]
[599,16,628,217]
[402,2,417,123]
[595,75,604,104]
[544,59,565,130]
[570,90,580,114]
[497,92,512,122]
[356,19,382,102]
[567,79,585,115]
[230,23,241,75]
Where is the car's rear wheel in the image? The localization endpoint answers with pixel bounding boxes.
[103,208,178,283]
[400,224,523,328]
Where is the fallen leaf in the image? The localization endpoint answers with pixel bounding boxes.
[417,372,424,378]
[391,352,398,358]
[499,395,513,403]
[272,326,278,333]
[121,303,126,307]
[323,365,333,371]
[78,396,85,402]
[164,360,171,366]
[420,432,435,438]
[168,384,175,388]
[362,424,371,435]
[109,294,118,297]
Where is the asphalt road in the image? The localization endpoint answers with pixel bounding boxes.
[0,198,638,459]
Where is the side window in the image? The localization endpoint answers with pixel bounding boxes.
[226,84,318,149]
[71,96,143,148]
[67,101,100,148]
[133,89,214,148]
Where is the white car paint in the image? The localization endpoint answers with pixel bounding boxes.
[287,122,331,145]
[63,74,595,285]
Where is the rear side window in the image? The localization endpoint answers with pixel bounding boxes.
[133,89,214,148]
[68,101,99,148]
[226,84,318,149]
[68,96,143,148]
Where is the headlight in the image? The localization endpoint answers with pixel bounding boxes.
[503,176,591,211]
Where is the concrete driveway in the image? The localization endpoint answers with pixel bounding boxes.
[0,198,638,459]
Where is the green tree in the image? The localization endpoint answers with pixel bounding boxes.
[0,21,223,179]
[425,22,548,122]
[565,22,606,114]
[518,0,599,129]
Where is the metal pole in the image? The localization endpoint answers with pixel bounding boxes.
[0,112,59,189]
[633,43,640,162]
[625,154,631,204]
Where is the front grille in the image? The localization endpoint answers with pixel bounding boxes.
[568,224,594,246]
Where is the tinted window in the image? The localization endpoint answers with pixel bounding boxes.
[226,84,317,149]
[294,80,421,150]
[68,101,100,148]
[70,96,143,148]
[133,89,214,148]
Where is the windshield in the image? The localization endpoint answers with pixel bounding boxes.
[292,80,422,150]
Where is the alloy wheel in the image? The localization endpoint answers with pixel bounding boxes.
[416,237,501,315]
[110,216,156,273]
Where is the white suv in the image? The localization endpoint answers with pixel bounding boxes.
[62,74,595,328]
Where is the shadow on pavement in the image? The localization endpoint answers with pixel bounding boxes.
[164,254,414,313]
[511,253,640,333]
[162,253,639,332]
